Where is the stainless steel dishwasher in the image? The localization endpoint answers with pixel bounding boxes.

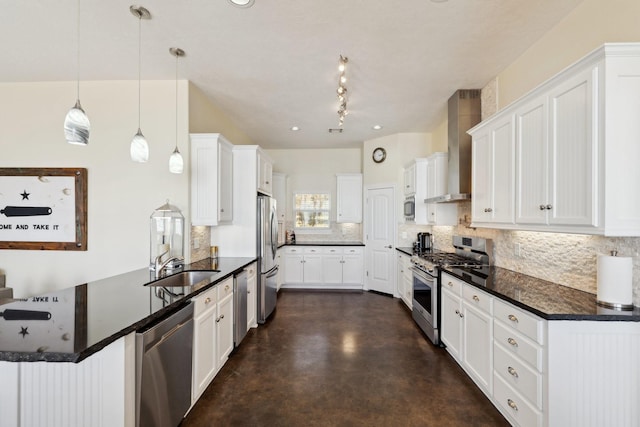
[234,268,248,347]
[135,302,194,427]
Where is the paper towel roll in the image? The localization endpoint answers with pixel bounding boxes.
[597,253,633,310]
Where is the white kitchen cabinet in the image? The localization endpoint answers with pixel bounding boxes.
[336,173,363,223]
[190,133,233,226]
[425,153,457,226]
[246,262,257,328]
[192,286,217,403]
[471,115,515,225]
[257,149,273,195]
[441,273,493,396]
[273,173,287,221]
[215,286,234,369]
[403,163,416,196]
[469,43,640,236]
[396,252,413,309]
[282,246,363,289]
[302,248,323,283]
[192,276,234,405]
[282,247,323,283]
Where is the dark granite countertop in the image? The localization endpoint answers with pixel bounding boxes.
[443,266,640,321]
[0,257,256,363]
[281,241,364,246]
[396,247,413,256]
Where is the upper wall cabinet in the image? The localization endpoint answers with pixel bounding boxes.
[336,173,363,223]
[403,163,416,196]
[469,43,640,236]
[190,133,233,226]
[257,149,273,196]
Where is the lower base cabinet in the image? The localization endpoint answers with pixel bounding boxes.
[191,276,234,404]
[282,246,363,289]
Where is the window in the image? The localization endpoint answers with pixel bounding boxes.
[294,193,330,229]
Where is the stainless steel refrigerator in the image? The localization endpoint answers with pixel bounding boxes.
[257,195,278,323]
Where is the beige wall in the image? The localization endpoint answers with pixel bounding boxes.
[267,148,361,224]
[188,83,253,145]
[497,0,640,108]
[0,80,190,297]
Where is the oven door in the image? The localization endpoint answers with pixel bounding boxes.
[411,267,439,344]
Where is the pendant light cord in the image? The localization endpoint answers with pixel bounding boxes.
[76,0,80,100]
[138,14,142,130]
[175,52,179,151]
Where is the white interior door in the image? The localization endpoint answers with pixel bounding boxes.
[365,186,395,295]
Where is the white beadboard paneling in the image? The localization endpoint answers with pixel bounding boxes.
[547,321,640,427]
[14,335,133,427]
[0,362,19,427]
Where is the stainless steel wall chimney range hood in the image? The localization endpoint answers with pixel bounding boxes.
[425,89,481,203]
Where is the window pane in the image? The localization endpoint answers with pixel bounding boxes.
[295,194,330,210]
[295,211,330,228]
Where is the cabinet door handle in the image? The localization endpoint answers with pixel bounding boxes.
[247,290,251,294]
[216,316,221,323]
[205,297,211,305]
[266,181,270,185]
[385,245,393,249]
[507,337,518,347]
[507,399,518,411]
[447,281,453,287]
[473,295,480,302]
[220,208,225,213]
[220,314,224,319]
[455,309,460,315]
[508,314,519,323]
[459,312,464,318]
[225,285,230,291]
[507,366,519,378]
[546,204,553,210]
[539,204,546,211]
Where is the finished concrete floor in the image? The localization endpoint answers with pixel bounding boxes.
[182,290,509,426]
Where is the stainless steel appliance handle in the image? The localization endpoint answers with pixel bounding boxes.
[265,266,279,279]
[411,266,436,283]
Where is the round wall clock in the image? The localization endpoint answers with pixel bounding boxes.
[372,147,386,163]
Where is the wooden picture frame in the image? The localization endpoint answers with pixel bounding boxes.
[0,168,87,250]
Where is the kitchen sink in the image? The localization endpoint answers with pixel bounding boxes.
[146,271,220,288]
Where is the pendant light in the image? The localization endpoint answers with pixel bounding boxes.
[130,5,151,163]
[64,0,90,145]
[169,47,185,174]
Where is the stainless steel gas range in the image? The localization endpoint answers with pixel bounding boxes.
[410,236,493,345]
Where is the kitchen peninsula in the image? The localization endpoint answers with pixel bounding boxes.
[0,257,255,427]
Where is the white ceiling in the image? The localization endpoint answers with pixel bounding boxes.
[1,0,582,149]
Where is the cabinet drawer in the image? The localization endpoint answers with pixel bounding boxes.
[217,277,233,300]
[494,343,542,409]
[343,247,363,255]
[303,247,321,255]
[493,372,542,427]
[494,321,543,372]
[246,263,257,278]
[441,273,462,295]
[494,299,544,345]
[193,286,217,317]
[323,247,343,255]
[462,284,492,314]
[283,247,302,254]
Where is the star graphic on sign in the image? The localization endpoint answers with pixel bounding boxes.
[19,326,29,338]
[20,190,30,200]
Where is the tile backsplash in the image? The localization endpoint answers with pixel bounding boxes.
[283,221,362,243]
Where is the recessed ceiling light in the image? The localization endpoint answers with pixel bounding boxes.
[228,0,255,8]
[290,126,300,131]
[372,125,383,130]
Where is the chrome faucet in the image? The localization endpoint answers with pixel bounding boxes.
[154,251,185,279]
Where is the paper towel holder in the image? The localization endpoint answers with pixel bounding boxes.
[596,249,634,311]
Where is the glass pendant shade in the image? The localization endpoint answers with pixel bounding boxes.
[169,147,184,174]
[64,100,90,145]
[130,128,149,163]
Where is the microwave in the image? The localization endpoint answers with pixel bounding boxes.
[404,196,415,221]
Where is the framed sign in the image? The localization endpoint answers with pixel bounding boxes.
[0,168,87,250]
